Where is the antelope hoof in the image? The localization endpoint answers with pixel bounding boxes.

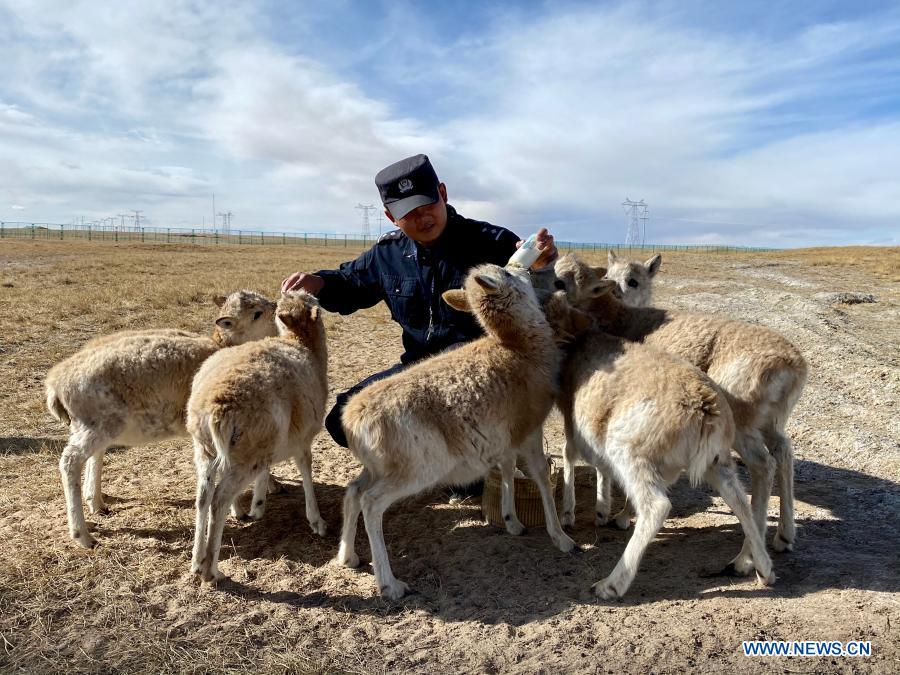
[592,577,622,600]
[202,566,226,584]
[72,530,97,549]
[336,548,360,569]
[773,531,794,553]
[379,579,410,601]
[554,533,577,553]
[309,518,327,537]
[756,569,777,587]
[503,514,525,536]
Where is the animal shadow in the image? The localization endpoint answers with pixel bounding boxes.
[0,436,65,455]
[259,458,899,624]
[103,479,348,568]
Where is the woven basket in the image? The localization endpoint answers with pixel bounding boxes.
[481,463,558,528]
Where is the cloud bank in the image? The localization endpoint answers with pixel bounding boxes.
[1,0,898,246]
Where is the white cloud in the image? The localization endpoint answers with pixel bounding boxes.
[1,0,254,118]
[1,1,898,245]
[421,5,900,244]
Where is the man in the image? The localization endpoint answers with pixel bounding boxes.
[281,154,557,494]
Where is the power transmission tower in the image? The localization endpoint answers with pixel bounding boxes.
[132,210,143,231]
[622,198,648,247]
[639,206,649,245]
[117,213,128,229]
[377,209,385,236]
[355,203,376,237]
[217,211,233,234]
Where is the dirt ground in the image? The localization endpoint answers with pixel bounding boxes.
[0,240,897,674]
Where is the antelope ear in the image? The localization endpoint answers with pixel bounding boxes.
[645,254,661,277]
[277,311,300,332]
[591,279,618,297]
[473,274,500,292]
[213,294,227,308]
[607,250,618,265]
[442,289,470,312]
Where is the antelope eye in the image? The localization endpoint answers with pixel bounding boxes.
[253,311,263,320]
[554,280,566,290]
[627,279,639,288]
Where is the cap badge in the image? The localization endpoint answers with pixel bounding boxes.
[398,178,413,193]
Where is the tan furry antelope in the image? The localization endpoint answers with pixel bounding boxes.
[336,264,575,600]
[46,291,278,548]
[545,291,774,598]
[187,290,328,583]
[605,250,661,307]
[554,255,807,556]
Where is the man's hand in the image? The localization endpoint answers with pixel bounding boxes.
[281,272,325,295]
[516,227,558,269]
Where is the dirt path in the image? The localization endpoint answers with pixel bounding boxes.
[0,241,897,673]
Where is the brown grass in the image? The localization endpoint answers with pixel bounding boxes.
[768,246,900,282]
[1,240,897,674]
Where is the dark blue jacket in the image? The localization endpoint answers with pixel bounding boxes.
[314,205,520,363]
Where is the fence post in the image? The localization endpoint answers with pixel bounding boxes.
[0,222,4,239]
[141,227,145,242]
[87,225,91,241]
[283,232,286,245]
[344,233,347,247]
[191,228,195,244]
[304,233,308,245]
[167,228,171,243]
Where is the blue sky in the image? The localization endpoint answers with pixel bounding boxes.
[1,0,899,246]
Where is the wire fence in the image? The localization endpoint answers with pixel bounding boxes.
[0,222,777,253]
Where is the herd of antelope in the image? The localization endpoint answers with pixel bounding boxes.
[46,252,806,600]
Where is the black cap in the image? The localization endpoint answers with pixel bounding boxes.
[375,154,440,220]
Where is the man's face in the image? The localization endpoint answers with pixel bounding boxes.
[386,183,449,246]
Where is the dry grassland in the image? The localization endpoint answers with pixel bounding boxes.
[1,240,898,674]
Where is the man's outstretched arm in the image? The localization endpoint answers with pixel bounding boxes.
[281,248,383,315]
